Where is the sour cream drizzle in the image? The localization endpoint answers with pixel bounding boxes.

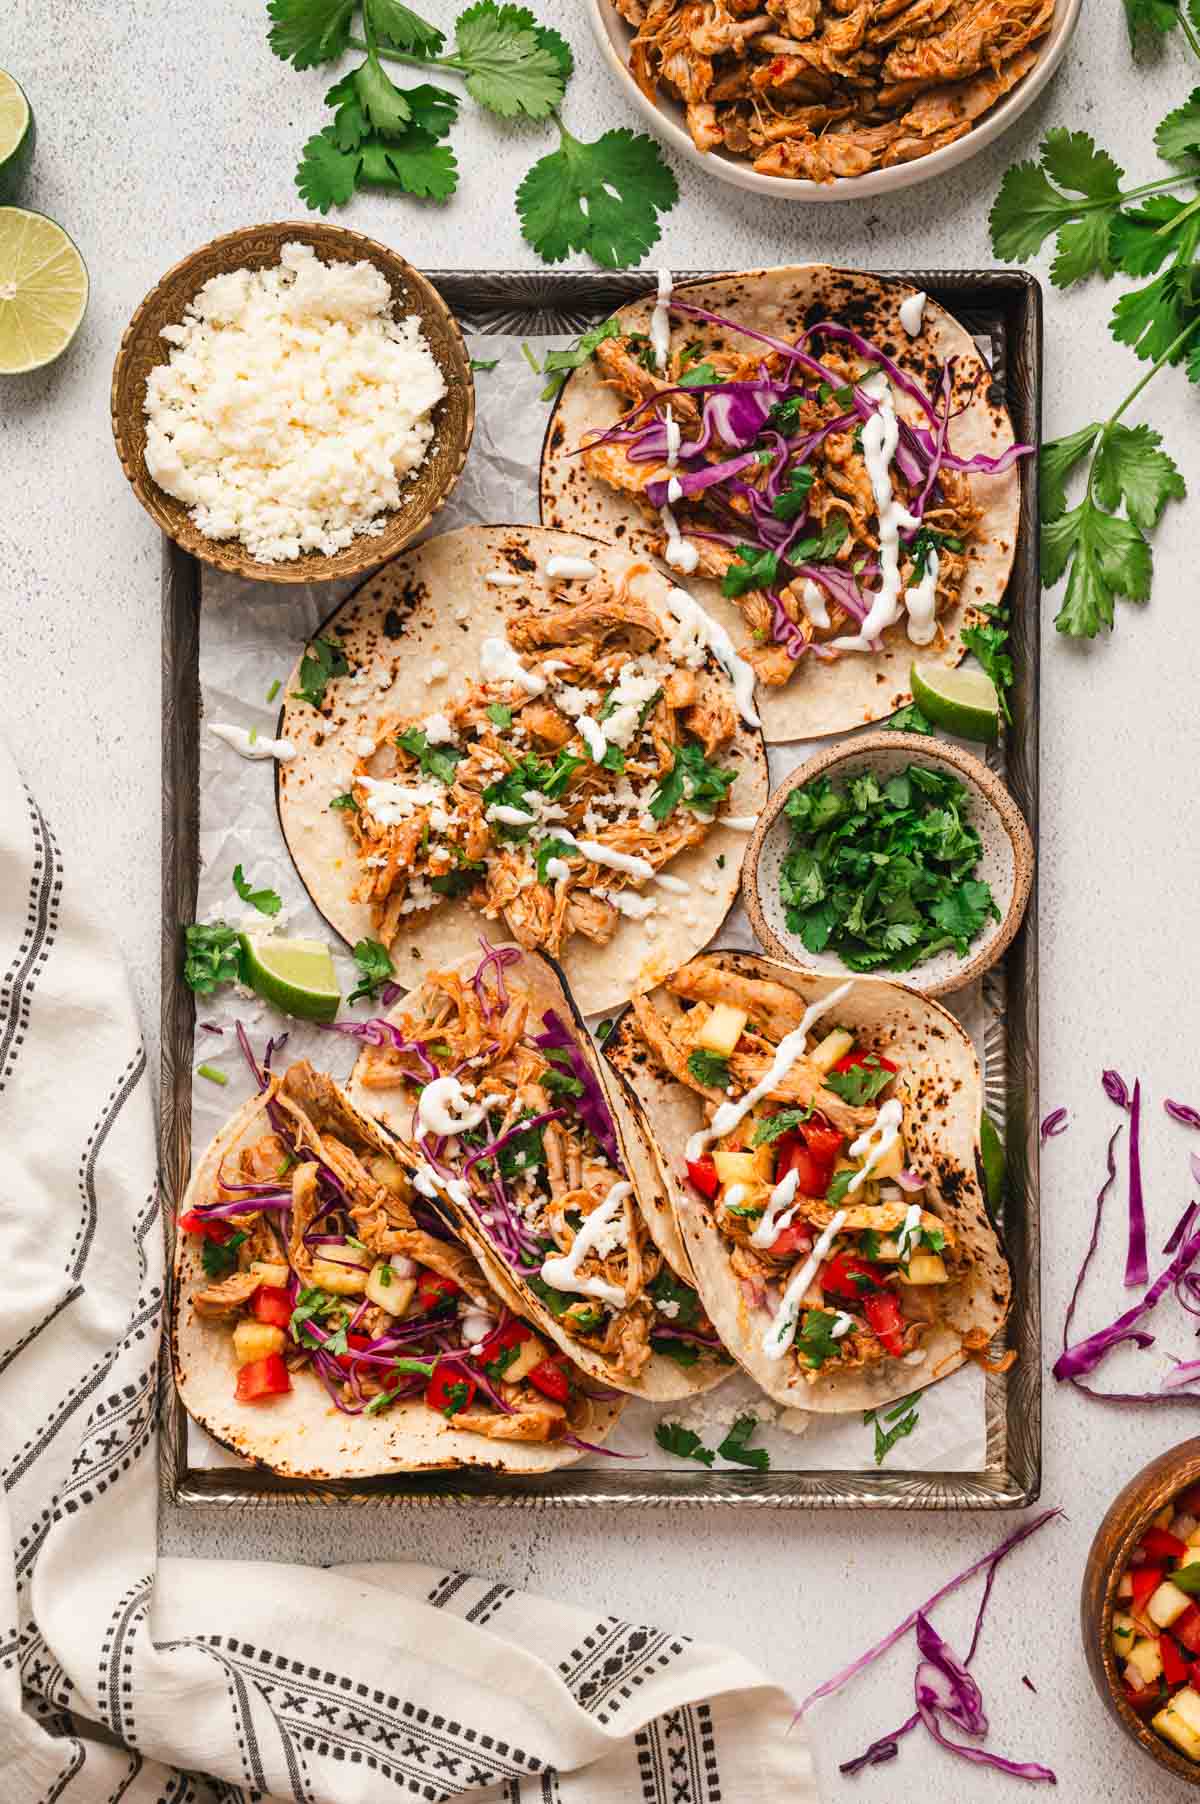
[540,826,656,884]
[546,555,598,581]
[660,501,700,575]
[664,586,760,728]
[417,1076,491,1139]
[899,291,927,337]
[801,578,830,632]
[540,1180,632,1309]
[750,1167,801,1250]
[484,570,523,588]
[209,723,296,761]
[831,387,920,654]
[650,268,673,370]
[762,1210,847,1359]
[846,1097,905,1194]
[686,980,854,1162]
[896,1200,923,1261]
[905,548,939,646]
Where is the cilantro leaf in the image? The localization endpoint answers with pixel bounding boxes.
[535,837,577,884]
[232,865,282,918]
[1092,422,1187,528]
[648,1268,703,1330]
[268,0,357,68]
[864,1393,921,1465]
[1156,86,1200,161]
[794,1309,845,1370]
[961,604,1014,722]
[651,1336,701,1367]
[751,1107,813,1146]
[397,726,464,786]
[297,128,361,211]
[722,544,779,598]
[1109,196,1199,277]
[1111,265,1200,364]
[885,703,933,735]
[486,702,512,728]
[929,880,1001,951]
[648,743,738,823]
[654,1421,716,1467]
[826,1170,856,1208]
[357,130,459,200]
[1043,498,1154,636]
[292,635,350,708]
[1123,0,1183,39]
[771,463,815,522]
[678,361,719,387]
[471,356,499,372]
[330,792,358,812]
[353,55,412,135]
[825,1058,896,1108]
[789,516,850,565]
[517,123,678,269]
[989,129,1124,281]
[349,937,394,1005]
[201,1230,248,1280]
[183,922,244,995]
[452,2,569,118]
[366,0,445,55]
[1039,422,1103,521]
[536,318,622,401]
[717,1414,770,1472]
[687,1049,730,1087]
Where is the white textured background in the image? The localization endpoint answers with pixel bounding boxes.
[5,2,1200,1796]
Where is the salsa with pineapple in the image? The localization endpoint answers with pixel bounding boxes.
[1113,1484,1200,1758]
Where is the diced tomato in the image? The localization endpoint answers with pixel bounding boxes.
[1123,1680,1158,1715]
[820,1252,887,1300]
[1178,1486,1200,1517]
[1173,1603,1200,1655]
[526,1359,569,1404]
[686,1157,720,1199]
[774,1134,832,1199]
[833,1051,899,1076]
[1162,1633,1192,1687]
[334,1332,371,1373]
[863,1292,905,1357]
[767,1220,814,1259]
[252,1285,293,1330]
[234,1353,291,1403]
[424,1361,477,1417]
[1142,1526,1188,1561]
[1131,1564,1166,1618]
[179,1209,233,1243]
[417,1270,461,1312]
[799,1117,845,1167]
[480,1317,531,1358]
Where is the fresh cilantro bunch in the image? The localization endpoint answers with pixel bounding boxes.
[268,0,678,265]
[779,767,1000,973]
[990,54,1200,637]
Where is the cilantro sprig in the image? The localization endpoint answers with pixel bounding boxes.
[990,70,1200,638]
[270,0,678,265]
[183,923,245,995]
[232,865,282,918]
[864,1392,922,1466]
[349,936,394,1004]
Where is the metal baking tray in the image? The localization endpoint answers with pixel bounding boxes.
[160,267,1042,1509]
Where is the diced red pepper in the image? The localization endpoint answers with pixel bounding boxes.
[417,1270,461,1312]
[1142,1526,1188,1561]
[766,1220,814,1259]
[252,1285,293,1330]
[424,1361,477,1417]
[833,1051,899,1076]
[686,1157,720,1199]
[526,1359,569,1404]
[1162,1633,1191,1687]
[179,1209,233,1243]
[334,1332,371,1373]
[234,1353,291,1403]
[1173,1603,1200,1655]
[863,1292,905,1357]
[1123,1680,1158,1715]
[799,1116,845,1167]
[1131,1564,1166,1619]
[820,1252,887,1300]
[774,1134,832,1199]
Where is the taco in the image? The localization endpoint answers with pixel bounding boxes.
[343,940,731,1402]
[172,1057,623,1478]
[605,950,1012,1412]
[539,266,1030,743]
[276,523,767,1016]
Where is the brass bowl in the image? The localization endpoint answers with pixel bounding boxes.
[111,221,475,585]
[1081,1439,1200,1783]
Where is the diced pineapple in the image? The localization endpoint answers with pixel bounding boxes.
[504,1332,547,1385]
[1154,1701,1200,1762]
[898,1253,948,1286]
[366,1261,416,1317]
[367,1154,410,1197]
[871,1136,906,1181]
[695,1004,748,1058]
[809,1028,855,1075]
[1150,1580,1192,1629]
[250,1261,289,1287]
[714,1147,773,1186]
[1174,1686,1200,1735]
[232,1322,285,1366]
[311,1244,370,1296]
[1112,1611,1137,1654]
[1127,1636,1165,1685]
[1179,1547,1200,1571]
[721,1180,769,1217]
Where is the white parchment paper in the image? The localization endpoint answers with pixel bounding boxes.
[188,332,991,1477]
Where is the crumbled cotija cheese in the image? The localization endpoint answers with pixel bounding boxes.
[143,241,446,563]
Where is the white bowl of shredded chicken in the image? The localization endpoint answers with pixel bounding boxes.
[591,0,1082,198]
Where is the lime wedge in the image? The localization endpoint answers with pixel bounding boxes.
[910,662,1000,744]
[0,73,33,203]
[0,207,88,374]
[239,933,341,1023]
[980,1109,1006,1218]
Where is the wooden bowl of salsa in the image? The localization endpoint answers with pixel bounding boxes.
[1083,1440,1200,1781]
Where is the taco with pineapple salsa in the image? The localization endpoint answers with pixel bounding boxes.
[276,523,767,1017]
[344,941,731,1402]
[173,1052,624,1478]
[539,265,1030,743]
[605,950,1011,1411]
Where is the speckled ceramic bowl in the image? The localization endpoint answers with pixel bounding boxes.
[741,732,1033,997]
[1082,1441,1200,1784]
[111,221,474,585]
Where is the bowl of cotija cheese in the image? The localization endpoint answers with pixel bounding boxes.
[111,222,474,583]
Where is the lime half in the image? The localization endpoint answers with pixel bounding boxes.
[239,933,341,1023]
[0,207,88,374]
[0,73,33,203]
[980,1109,1006,1218]
[910,662,1000,744]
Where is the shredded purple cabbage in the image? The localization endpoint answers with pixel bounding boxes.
[1102,1069,1131,1111]
[1125,1079,1148,1289]
[913,1614,1056,1785]
[1166,1099,1200,1129]
[535,1010,624,1169]
[1164,1202,1197,1256]
[1039,1108,1068,1145]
